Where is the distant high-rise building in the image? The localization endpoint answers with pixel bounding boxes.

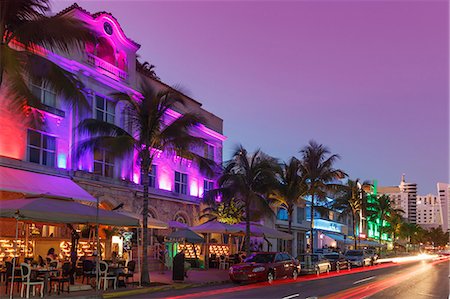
[399,174,417,224]
[377,174,417,223]
[437,182,450,232]
[416,194,442,229]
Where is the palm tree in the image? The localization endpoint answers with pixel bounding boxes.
[75,82,216,285]
[211,146,278,256]
[384,211,404,252]
[1,0,92,125]
[199,197,244,225]
[299,140,346,253]
[367,194,404,244]
[333,179,369,249]
[269,157,307,255]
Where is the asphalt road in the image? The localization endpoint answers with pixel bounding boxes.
[133,258,449,299]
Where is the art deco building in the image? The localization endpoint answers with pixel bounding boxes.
[0,4,225,259]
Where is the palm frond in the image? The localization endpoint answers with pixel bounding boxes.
[11,15,92,53]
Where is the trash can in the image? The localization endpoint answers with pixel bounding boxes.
[172,251,185,282]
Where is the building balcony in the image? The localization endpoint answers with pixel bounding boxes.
[86,53,128,82]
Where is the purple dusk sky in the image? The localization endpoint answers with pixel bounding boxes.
[51,1,448,194]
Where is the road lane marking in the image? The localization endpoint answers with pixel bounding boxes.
[352,276,376,285]
[282,294,300,299]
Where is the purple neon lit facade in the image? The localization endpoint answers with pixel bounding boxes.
[0,4,225,207]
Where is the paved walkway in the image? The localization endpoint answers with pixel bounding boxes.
[149,268,229,285]
[0,268,230,298]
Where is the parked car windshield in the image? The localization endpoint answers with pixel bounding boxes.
[324,254,339,260]
[298,254,319,262]
[244,253,275,263]
[346,250,363,256]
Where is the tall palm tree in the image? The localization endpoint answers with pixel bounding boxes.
[299,140,346,253]
[75,82,216,285]
[333,179,369,249]
[269,157,307,255]
[1,0,92,125]
[367,194,404,243]
[211,146,278,256]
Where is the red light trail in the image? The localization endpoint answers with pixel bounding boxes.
[163,258,447,299]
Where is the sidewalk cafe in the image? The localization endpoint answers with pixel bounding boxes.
[0,195,141,298]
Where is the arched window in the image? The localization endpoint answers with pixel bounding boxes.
[173,212,189,226]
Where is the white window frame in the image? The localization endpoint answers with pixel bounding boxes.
[26,129,56,167]
[31,79,57,107]
[203,179,214,197]
[93,148,115,178]
[94,94,115,124]
[149,165,157,188]
[204,143,215,160]
[174,171,188,195]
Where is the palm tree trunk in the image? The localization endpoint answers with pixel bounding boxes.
[0,25,4,87]
[352,212,357,249]
[288,210,293,255]
[310,191,315,253]
[245,198,251,257]
[141,159,150,285]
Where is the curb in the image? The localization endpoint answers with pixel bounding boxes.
[102,280,230,298]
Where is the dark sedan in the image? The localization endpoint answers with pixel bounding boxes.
[323,253,351,272]
[229,252,300,284]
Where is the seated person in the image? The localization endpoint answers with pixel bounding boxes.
[47,248,58,262]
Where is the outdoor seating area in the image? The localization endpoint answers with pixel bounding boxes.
[0,257,139,297]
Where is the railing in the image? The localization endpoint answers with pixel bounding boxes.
[86,53,128,82]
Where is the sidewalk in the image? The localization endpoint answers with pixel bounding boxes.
[102,268,230,298]
[3,269,230,299]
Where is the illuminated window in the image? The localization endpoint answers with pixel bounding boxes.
[174,171,187,194]
[31,79,56,107]
[93,148,114,178]
[277,207,288,221]
[27,130,56,167]
[95,95,115,124]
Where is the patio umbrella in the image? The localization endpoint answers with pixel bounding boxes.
[166,228,204,243]
[118,210,168,229]
[237,222,294,240]
[168,220,189,229]
[0,197,140,226]
[190,220,243,234]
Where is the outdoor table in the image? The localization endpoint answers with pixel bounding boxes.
[31,267,61,295]
[108,265,126,287]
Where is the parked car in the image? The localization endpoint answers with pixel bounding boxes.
[229,252,300,284]
[323,253,351,272]
[297,253,331,275]
[345,250,372,267]
[365,249,378,264]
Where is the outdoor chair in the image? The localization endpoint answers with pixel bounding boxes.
[49,262,71,295]
[118,260,136,284]
[98,261,117,290]
[38,256,46,267]
[81,260,96,285]
[219,255,229,270]
[20,263,44,298]
[5,261,22,294]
